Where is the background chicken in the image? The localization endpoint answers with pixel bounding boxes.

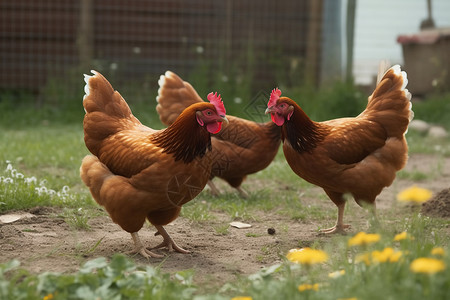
[265,65,413,233]
[156,71,281,198]
[80,71,227,258]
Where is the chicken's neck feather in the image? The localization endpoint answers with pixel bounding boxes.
[267,121,282,141]
[282,103,327,154]
[151,109,212,163]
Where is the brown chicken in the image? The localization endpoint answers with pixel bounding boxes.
[80,71,227,258]
[156,71,281,198]
[265,65,413,233]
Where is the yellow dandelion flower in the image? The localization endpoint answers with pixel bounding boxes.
[231,297,252,300]
[397,186,432,204]
[43,294,54,300]
[388,251,403,263]
[371,247,403,263]
[328,269,346,278]
[298,283,319,292]
[393,231,414,241]
[355,253,371,266]
[348,232,381,247]
[286,248,328,265]
[410,257,446,274]
[431,247,446,257]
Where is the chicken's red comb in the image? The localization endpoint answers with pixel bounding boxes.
[207,92,226,116]
[268,88,281,107]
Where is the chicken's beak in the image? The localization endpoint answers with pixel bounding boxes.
[219,115,229,125]
[265,107,274,115]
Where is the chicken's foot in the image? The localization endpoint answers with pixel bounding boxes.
[320,224,351,234]
[129,232,164,259]
[319,202,350,234]
[151,225,190,254]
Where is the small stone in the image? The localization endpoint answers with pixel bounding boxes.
[409,120,430,133]
[267,227,276,235]
[0,213,35,224]
[230,221,252,229]
[428,126,448,138]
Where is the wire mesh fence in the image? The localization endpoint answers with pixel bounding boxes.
[2,0,450,107]
[1,0,325,104]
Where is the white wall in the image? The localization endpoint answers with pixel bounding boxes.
[353,0,450,85]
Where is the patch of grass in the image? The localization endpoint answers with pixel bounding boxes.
[278,193,331,222]
[0,126,89,190]
[412,92,450,130]
[406,131,450,156]
[74,237,105,258]
[245,233,262,238]
[397,169,430,181]
[61,208,93,231]
[0,255,197,300]
[212,224,230,236]
[0,161,92,213]
[180,202,215,223]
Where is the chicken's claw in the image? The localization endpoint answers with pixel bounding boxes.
[319,224,351,234]
[128,246,165,259]
[153,225,191,254]
[130,232,164,259]
[151,240,190,254]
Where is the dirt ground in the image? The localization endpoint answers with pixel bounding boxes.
[1,153,449,284]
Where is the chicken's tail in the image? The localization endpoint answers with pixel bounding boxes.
[364,64,413,138]
[82,71,141,156]
[80,155,113,206]
[156,71,204,126]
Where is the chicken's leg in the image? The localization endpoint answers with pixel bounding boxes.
[151,225,190,254]
[130,232,164,258]
[207,180,221,196]
[320,202,351,234]
[235,186,249,199]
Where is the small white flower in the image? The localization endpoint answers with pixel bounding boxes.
[110,62,118,70]
[15,172,24,179]
[132,46,141,54]
[3,178,13,184]
[62,186,70,193]
[6,163,13,171]
[25,176,37,185]
[196,46,204,54]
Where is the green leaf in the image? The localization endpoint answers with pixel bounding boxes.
[0,260,20,274]
[79,257,108,274]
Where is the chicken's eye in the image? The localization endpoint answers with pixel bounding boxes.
[205,110,212,116]
[279,104,285,108]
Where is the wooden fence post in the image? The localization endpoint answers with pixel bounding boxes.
[78,0,94,70]
[305,0,323,86]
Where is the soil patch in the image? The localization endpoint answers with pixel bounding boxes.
[422,188,450,218]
